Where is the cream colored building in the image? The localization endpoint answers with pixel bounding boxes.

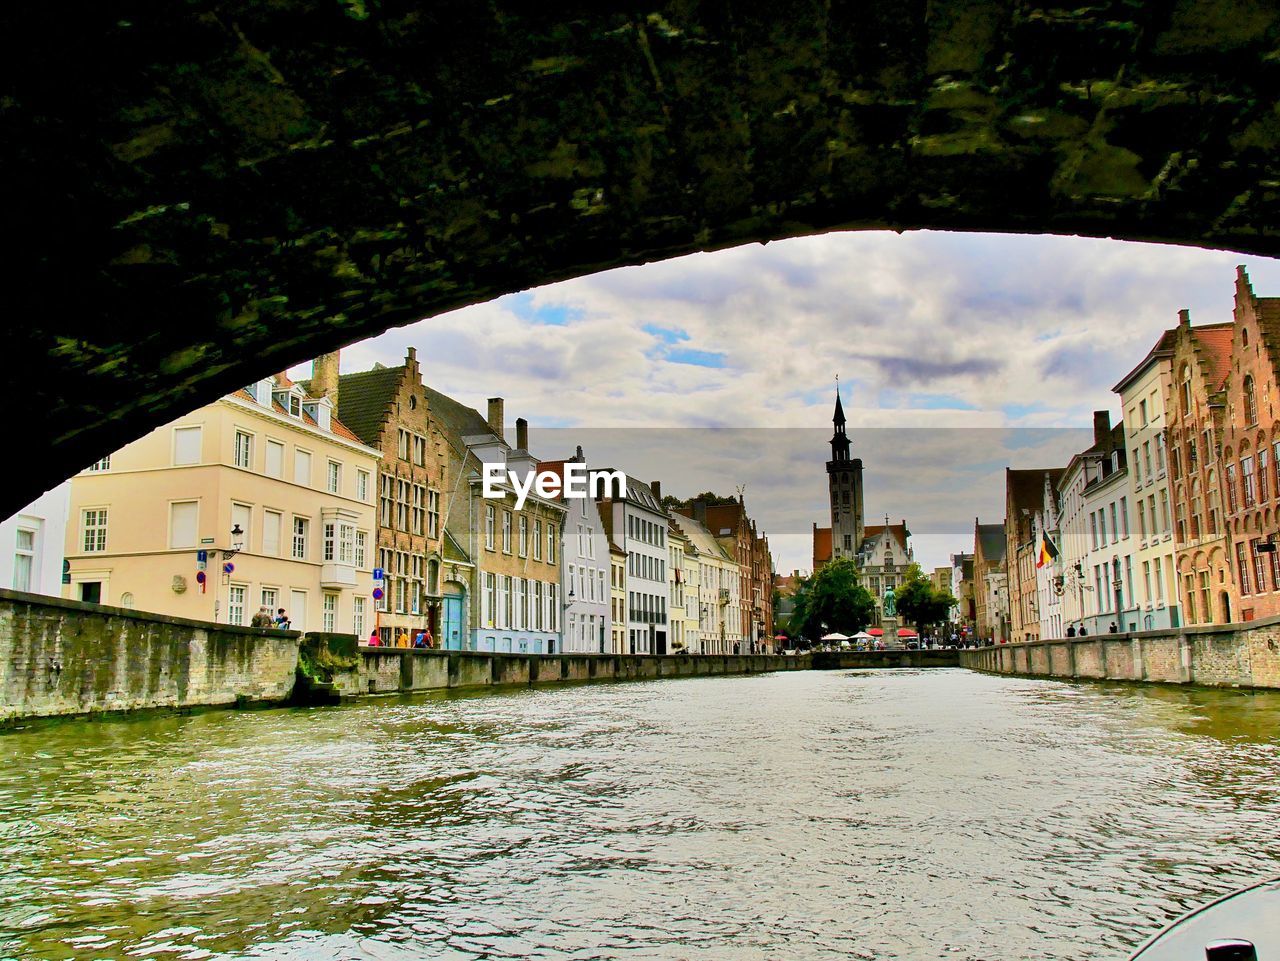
[1115,331,1182,629]
[667,519,699,653]
[672,512,741,654]
[609,540,627,653]
[64,374,380,634]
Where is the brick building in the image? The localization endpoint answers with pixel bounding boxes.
[1167,309,1236,625]
[1221,266,1280,620]
[1006,468,1064,643]
[313,348,445,643]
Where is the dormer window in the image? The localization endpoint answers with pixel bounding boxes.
[290,395,301,418]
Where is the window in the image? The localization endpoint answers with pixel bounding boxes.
[228,585,246,625]
[1090,513,1098,549]
[1143,441,1152,477]
[485,505,496,550]
[396,480,410,531]
[412,435,427,466]
[1156,434,1166,473]
[1119,497,1129,538]
[1253,539,1268,594]
[169,501,199,549]
[1109,503,1118,542]
[1181,370,1192,416]
[548,523,556,564]
[1260,448,1270,502]
[294,449,312,485]
[397,429,410,460]
[321,592,338,632]
[1237,541,1252,595]
[380,475,394,527]
[292,517,308,560]
[1243,456,1257,508]
[1244,375,1258,425]
[86,456,111,472]
[484,573,496,627]
[534,519,542,560]
[264,439,284,478]
[1160,491,1170,533]
[428,490,440,538]
[13,528,34,592]
[289,394,301,418]
[1132,449,1141,484]
[82,509,107,553]
[355,530,367,568]
[323,522,336,561]
[502,511,512,553]
[411,484,425,535]
[327,461,342,494]
[1139,399,1148,425]
[1137,501,1147,539]
[354,596,366,637]
[264,510,282,556]
[357,469,370,501]
[323,522,355,564]
[174,426,202,465]
[1226,463,1239,514]
[234,430,253,469]
[261,587,278,614]
[519,515,528,557]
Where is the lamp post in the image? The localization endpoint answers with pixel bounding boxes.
[215,523,245,624]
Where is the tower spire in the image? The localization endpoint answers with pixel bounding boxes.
[833,376,845,425]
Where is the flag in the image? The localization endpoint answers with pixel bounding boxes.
[1036,530,1059,569]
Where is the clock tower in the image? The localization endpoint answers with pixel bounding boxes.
[827,387,864,563]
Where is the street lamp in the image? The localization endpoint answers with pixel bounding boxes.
[215,523,245,624]
[221,523,245,560]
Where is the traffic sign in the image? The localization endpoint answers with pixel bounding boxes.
[196,571,206,584]
[372,587,384,600]
[222,562,234,575]
[196,550,207,563]
[372,567,385,581]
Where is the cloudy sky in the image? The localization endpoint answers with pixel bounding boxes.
[291,230,1280,577]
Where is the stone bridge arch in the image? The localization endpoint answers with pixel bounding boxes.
[5,0,1280,515]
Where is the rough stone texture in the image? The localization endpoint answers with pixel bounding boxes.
[5,2,1280,515]
[961,615,1280,688]
[0,589,299,723]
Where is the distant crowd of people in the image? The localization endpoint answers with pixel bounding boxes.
[250,607,291,629]
[367,629,433,649]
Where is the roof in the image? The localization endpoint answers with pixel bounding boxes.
[424,385,496,444]
[863,523,908,552]
[231,380,366,448]
[322,364,407,448]
[672,513,735,562]
[1189,324,1234,391]
[976,523,1006,565]
[812,525,832,566]
[443,529,471,564]
[1006,468,1064,538]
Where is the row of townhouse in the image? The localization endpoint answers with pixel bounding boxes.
[36,347,776,654]
[985,266,1280,641]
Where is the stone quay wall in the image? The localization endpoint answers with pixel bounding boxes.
[0,589,300,724]
[960,617,1280,689]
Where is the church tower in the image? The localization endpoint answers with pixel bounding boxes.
[827,386,864,563]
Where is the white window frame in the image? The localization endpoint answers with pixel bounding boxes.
[82,508,108,553]
[292,516,309,560]
[234,430,253,470]
[327,460,342,494]
[168,500,199,550]
[173,425,203,466]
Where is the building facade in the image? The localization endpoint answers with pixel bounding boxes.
[318,348,446,643]
[1006,469,1064,643]
[826,390,865,563]
[972,521,1007,643]
[65,374,380,634]
[1114,328,1182,631]
[1220,267,1280,621]
[673,511,741,654]
[1166,311,1236,625]
[598,476,670,654]
[542,447,611,653]
[2,482,69,598]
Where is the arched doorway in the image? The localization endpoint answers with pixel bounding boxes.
[1220,590,1233,624]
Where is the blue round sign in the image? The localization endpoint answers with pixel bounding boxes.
[372,587,384,600]
[222,562,234,575]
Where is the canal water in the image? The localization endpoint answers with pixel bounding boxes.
[3,668,1280,961]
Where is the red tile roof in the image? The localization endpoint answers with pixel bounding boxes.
[1191,324,1234,390]
[812,526,832,566]
[864,523,908,551]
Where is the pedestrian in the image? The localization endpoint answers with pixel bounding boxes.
[1079,625,1088,636]
[1109,621,1118,633]
[396,631,410,648]
[250,606,272,628]
[274,608,290,629]
[1066,625,1076,637]
[424,628,434,649]
[413,631,426,648]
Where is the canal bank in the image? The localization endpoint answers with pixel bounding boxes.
[0,588,961,723]
[961,616,1280,689]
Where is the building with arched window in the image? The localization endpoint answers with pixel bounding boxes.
[1221,266,1280,621]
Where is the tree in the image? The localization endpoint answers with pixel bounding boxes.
[788,558,875,639]
[894,564,958,636]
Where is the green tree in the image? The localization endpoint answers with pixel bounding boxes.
[894,564,957,636]
[788,557,875,640]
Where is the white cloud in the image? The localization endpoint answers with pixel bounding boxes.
[290,231,1280,575]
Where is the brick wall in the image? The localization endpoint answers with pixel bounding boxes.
[0,589,299,723]
[959,615,1280,689]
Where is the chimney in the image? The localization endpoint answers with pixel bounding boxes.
[650,480,662,501]
[694,499,708,524]
[516,417,529,451]
[574,445,584,462]
[487,397,504,439]
[1093,410,1111,450]
[311,351,340,407]
[1178,308,1191,327]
